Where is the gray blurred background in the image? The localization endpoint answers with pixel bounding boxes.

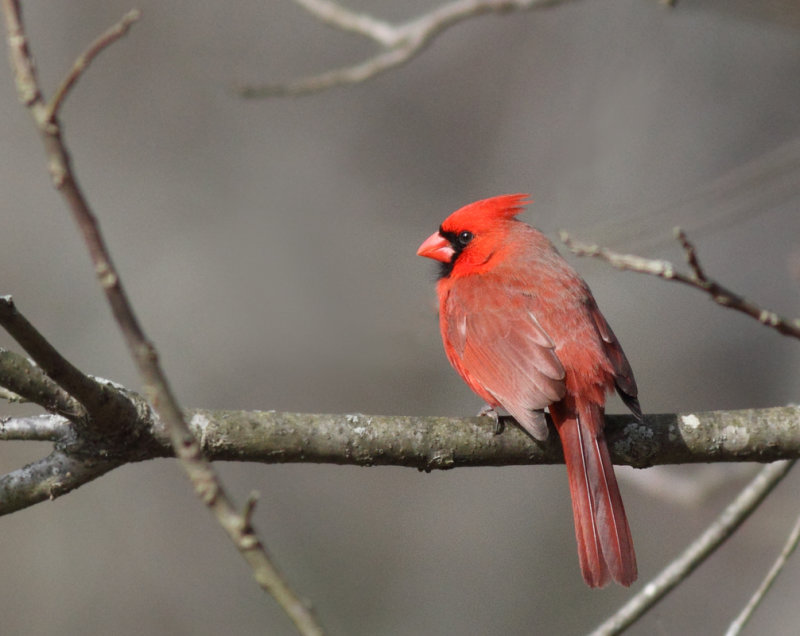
[1,1,799,634]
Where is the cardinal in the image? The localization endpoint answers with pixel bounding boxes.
[417,194,640,587]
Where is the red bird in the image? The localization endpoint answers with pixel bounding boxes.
[417,194,640,587]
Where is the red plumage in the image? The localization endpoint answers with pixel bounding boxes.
[417,194,640,587]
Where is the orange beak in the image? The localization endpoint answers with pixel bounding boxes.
[417,231,454,263]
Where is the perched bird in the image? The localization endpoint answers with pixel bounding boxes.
[417,194,641,587]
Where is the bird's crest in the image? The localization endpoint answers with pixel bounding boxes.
[442,194,530,232]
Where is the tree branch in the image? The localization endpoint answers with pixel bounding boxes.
[0,448,121,515]
[240,0,584,97]
[182,406,800,468]
[725,508,800,636]
[0,297,129,423]
[1,5,323,635]
[0,348,86,419]
[47,9,141,119]
[561,229,800,341]
[0,413,70,442]
[2,401,798,513]
[589,459,796,636]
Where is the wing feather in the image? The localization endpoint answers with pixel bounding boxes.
[587,300,642,422]
[443,277,566,440]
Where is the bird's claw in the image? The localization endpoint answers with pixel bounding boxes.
[477,404,504,435]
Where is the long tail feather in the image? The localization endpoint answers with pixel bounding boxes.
[551,401,637,587]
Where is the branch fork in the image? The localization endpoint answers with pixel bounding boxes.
[241,0,581,97]
[561,228,800,340]
[1,4,323,634]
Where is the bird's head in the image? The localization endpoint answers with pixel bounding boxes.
[417,194,530,278]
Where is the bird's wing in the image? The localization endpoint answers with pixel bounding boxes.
[587,300,642,421]
[444,278,566,440]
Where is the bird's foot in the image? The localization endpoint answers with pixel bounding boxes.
[477,404,504,435]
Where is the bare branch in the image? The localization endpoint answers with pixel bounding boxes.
[0,449,120,515]
[184,406,800,468]
[561,229,800,340]
[0,413,69,442]
[2,403,795,626]
[0,297,124,420]
[1,5,323,634]
[2,402,797,512]
[241,0,582,97]
[725,509,800,636]
[2,0,39,107]
[675,227,708,282]
[240,43,424,98]
[293,0,397,43]
[0,348,86,419]
[241,490,260,530]
[589,460,796,636]
[47,9,141,119]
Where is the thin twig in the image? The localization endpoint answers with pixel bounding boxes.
[675,227,707,282]
[561,230,800,340]
[292,0,397,44]
[241,0,580,97]
[1,4,323,634]
[242,491,260,529]
[589,460,796,636]
[240,43,424,98]
[47,9,141,119]
[0,347,87,419]
[0,297,116,419]
[725,509,800,636]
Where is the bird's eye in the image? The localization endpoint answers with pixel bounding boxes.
[457,231,473,247]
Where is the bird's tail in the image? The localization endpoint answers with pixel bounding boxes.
[550,399,637,588]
